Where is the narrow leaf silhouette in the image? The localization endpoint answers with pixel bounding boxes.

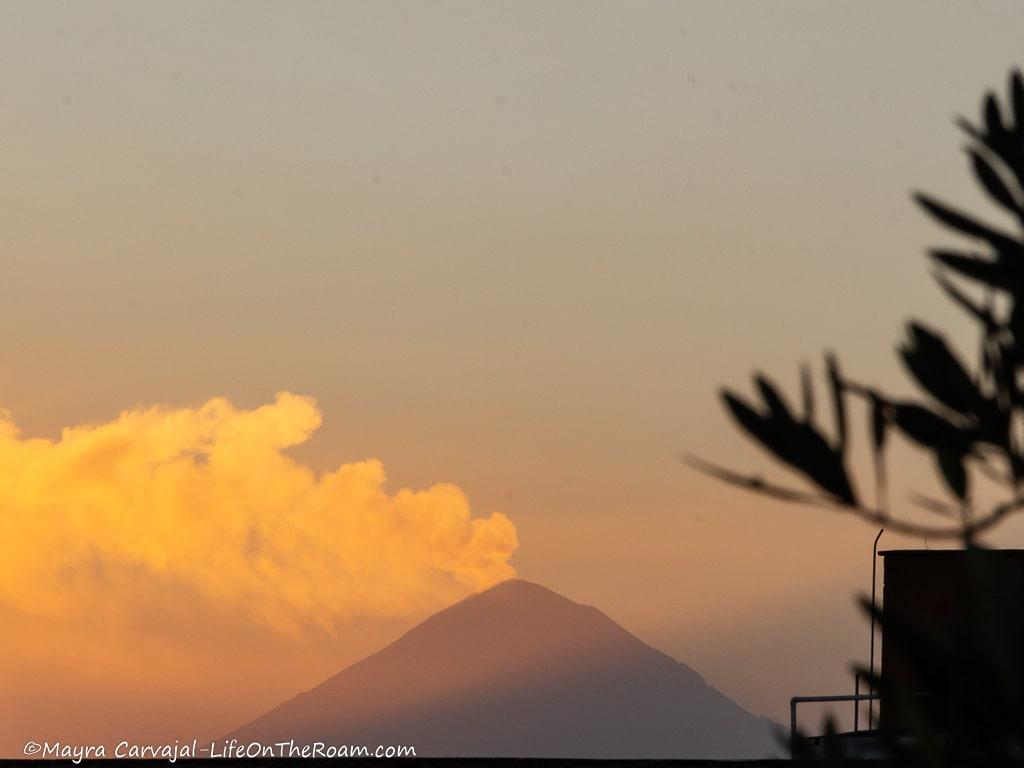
[719,384,857,505]
[985,93,1005,138]
[870,393,888,454]
[969,149,1021,217]
[826,352,847,456]
[899,322,979,415]
[932,270,996,328]
[1012,70,1024,130]
[720,390,776,449]
[754,375,794,422]
[930,250,1023,290]
[800,364,814,423]
[892,403,969,451]
[915,193,1022,255]
[936,449,969,501]
[869,392,889,508]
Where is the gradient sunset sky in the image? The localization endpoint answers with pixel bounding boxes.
[2,0,1024,752]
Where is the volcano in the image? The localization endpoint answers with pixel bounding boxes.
[227,579,779,758]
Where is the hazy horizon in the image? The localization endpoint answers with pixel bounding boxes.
[2,0,1024,756]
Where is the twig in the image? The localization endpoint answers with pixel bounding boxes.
[682,453,1024,540]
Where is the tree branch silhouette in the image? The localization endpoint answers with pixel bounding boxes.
[692,69,1024,544]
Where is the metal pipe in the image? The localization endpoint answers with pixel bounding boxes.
[853,672,860,732]
[868,528,884,729]
[790,697,798,750]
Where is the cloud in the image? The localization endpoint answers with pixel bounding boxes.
[0,392,519,752]
[0,392,518,632]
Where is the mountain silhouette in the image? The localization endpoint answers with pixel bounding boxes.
[226,579,779,758]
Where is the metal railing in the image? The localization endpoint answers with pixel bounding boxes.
[789,692,880,748]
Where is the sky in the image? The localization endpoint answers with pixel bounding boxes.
[2,0,1024,753]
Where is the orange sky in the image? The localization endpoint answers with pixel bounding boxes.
[2,0,1024,754]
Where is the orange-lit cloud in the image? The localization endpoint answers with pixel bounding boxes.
[0,392,518,752]
[0,392,518,633]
